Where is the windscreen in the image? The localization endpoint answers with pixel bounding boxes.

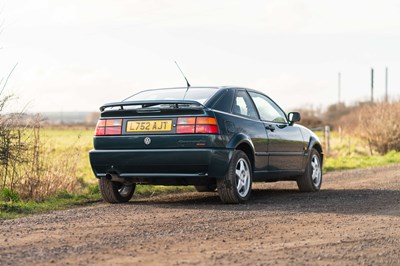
[124,88,219,104]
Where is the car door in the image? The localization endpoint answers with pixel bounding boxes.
[248,91,305,171]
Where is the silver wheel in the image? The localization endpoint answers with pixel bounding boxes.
[235,159,251,197]
[297,148,322,192]
[118,184,135,198]
[217,150,253,203]
[311,154,322,187]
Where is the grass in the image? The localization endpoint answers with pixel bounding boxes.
[1,126,399,220]
[0,183,195,220]
[324,150,400,171]
[0,185,194,220]
[320,131,400,171]
[0,187,101,220]
[41,126,95,184]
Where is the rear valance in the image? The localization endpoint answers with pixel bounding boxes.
[100,100,205,112]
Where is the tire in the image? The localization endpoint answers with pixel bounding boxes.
[194,185,217,192]
[297,148,322,192]
[217,150,252,204]
[99,177,136,203]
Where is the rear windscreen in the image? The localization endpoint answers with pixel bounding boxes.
[124,88,219,104]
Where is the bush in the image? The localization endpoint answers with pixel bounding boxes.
[323,103,352,130]
[1,99,79,201]
[296,107,324,129]
[353,102,400,154]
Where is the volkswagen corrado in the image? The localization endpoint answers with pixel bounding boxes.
[89,86,323,204]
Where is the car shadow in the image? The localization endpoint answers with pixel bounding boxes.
[129,187,400,217]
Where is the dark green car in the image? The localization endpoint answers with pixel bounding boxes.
[89,86,323,204]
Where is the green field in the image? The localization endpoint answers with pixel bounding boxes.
[41,127,95,184]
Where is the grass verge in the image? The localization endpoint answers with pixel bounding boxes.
[0,187,101,220]
[0,184,195,220]
[324,150,400,172]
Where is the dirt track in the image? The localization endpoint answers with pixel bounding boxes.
[1,165,400,265]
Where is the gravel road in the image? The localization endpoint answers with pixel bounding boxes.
[1,165,400,265]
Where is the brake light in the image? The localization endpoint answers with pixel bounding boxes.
[176,117,219,134]
[176,124,195,134]
[95,119,122,136]
[195,125,219,134]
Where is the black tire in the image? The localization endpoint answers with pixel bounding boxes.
[99,177,136,203]
[297,148,322,192]
[194,185,217,192]
[217,150,252,204]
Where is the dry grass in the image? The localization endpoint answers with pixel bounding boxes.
[1,115,80,201]
[15,141,80,201]
[339,102,400,155]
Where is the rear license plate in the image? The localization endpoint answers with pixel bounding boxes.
[126,120,173,132]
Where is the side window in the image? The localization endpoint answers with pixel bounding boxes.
[248,92,287,123]
[212,89,235,113]
[232,90,258,119]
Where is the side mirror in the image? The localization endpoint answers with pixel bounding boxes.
[288,112,301,125]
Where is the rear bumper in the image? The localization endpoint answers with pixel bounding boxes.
[89,148,233,181]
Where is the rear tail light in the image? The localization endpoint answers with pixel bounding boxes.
[176,117,219,134]
[95,119,122,136]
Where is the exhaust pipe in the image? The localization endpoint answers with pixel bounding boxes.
[105,173,126,184]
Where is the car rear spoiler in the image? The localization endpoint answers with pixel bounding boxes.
[100,100,205,112]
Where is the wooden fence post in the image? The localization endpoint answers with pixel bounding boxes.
[324,125,330,156]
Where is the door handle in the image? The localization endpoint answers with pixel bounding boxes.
[265,124,275,131]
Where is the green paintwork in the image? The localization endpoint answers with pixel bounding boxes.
[89,86,323,186]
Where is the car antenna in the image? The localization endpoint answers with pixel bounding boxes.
[174,61,191,99]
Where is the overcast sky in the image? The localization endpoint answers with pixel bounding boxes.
[1,0,400,112]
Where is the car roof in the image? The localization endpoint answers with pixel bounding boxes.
[136,86,258,92]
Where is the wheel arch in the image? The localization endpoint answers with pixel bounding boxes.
[226,133,256,172]
[297,137,324,192]
[313,143,324,163]
[307,137,324,166]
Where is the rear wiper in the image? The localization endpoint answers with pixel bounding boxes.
[142,103,161,108]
